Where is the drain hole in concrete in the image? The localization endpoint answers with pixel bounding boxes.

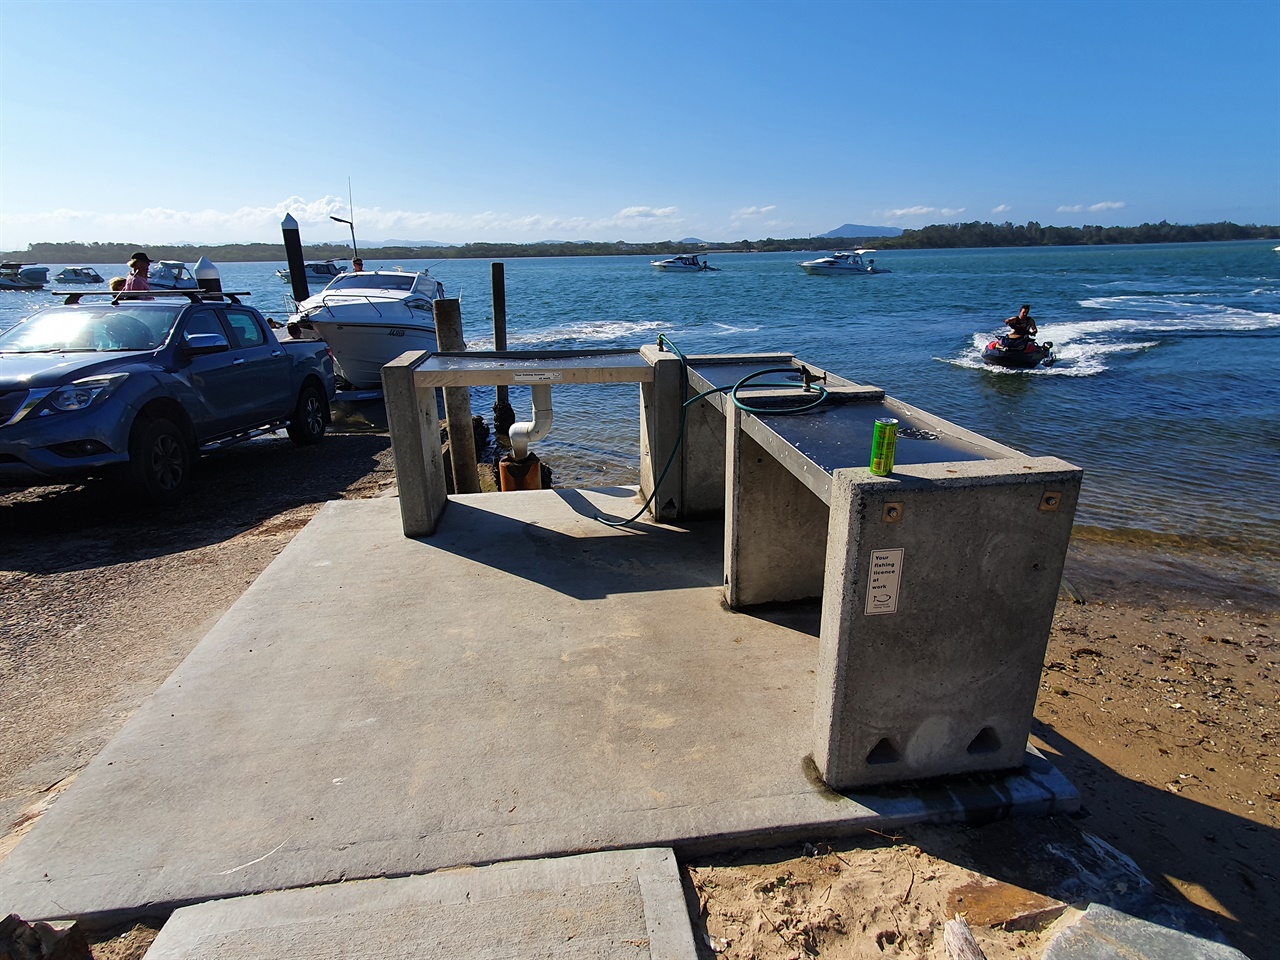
[967,727,1001,755]
[866,738,899,765]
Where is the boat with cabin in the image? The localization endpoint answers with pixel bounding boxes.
[147,261,199,290]
[651,254,717,272]
[0,263,49,291]
[276,260,347,285]
[53,266,106,285]
[286,267,447,388]
[798,249,890,275]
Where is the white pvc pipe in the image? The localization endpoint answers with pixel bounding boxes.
[508,383,554,460]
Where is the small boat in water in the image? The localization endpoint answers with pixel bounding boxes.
[0,262,48,291]
[651,254,717,272]
[276,260,347,284]
[53,266,106,285]
[981,335,1055,369]
[147,261,199,290]
[287,267,446,388]
[798,249,890,275]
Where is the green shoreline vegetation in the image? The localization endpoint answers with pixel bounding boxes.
[3,220,1277,265]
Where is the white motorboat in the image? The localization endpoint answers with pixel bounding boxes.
[148,260,199,289]
[276,260,347,284]
[0,262,48,291]
[651,253,717,272]
[288,268,447,388]
[798,249,891,275]
[53,266,106,284]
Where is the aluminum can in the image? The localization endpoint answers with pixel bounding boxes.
[869,418,898,476]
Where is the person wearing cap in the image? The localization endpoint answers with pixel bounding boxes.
[124,252,152,292]
[351,257,364,272]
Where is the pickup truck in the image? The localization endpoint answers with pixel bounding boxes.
[0,290,335,503]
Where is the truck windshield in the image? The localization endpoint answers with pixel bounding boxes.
[0,305,184,353]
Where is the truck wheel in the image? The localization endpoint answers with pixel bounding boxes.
[287,383,327,446]
[128,417,192,503]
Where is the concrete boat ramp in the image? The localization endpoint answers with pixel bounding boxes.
[1,487,1149,956]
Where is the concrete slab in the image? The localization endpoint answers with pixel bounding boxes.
[142,848,697,960]
[1042,903,1249,960]
[0,490,1076,923]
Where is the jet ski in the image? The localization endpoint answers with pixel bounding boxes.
[982,335,1055,369]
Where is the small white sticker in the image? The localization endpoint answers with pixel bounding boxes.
[865,548,904,615]
[513,371,564,383]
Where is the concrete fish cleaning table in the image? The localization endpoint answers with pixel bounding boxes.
[385,342,1083,789]
[0,341,1082,940]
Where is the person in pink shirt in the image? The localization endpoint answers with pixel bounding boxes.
[123,252,152,292]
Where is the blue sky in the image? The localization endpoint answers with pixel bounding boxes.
[1,0,1276,249]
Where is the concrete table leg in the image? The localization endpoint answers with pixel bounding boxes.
[382,352,448,537]
[723,404,830,609]
[813,458,1082,789]
[639,346,686,521]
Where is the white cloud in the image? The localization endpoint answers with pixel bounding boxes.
[1056,201,1126,215]
[615,206,680,220]
[0,199,691,248]
[731,205,777,219]
[992,204,1011,214]
[883,205,966,221]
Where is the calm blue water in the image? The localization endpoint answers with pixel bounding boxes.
[5,242,1279,563]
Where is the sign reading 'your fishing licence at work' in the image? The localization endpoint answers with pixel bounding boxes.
[865,548,904,615]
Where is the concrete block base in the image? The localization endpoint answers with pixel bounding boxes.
[142,848,698,960]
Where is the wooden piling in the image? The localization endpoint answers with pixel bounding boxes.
[432,298,481,494]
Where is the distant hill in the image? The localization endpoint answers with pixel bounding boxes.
[679,237,706,245]
[819,224,903,238]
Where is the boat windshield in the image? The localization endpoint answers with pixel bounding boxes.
[327,273,417,292]
[0,304,183,353]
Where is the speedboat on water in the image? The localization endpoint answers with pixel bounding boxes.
[651,254,717,271]
[287,268,447,388]
[276,260,347,284]
[148,261,198,290]
[0,262,48,291]
[53,266,106,284]
[798,249,890,275]
[981,335,1055,369]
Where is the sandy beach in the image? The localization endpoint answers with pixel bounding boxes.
[1,430,1276,959]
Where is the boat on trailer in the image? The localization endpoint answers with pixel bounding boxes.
[287,268,446,388]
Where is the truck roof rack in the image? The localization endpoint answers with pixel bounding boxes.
[58,290,251,306]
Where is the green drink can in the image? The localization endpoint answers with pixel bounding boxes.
[869,417,899,476]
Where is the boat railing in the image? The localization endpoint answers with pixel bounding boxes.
[312,292,423,321]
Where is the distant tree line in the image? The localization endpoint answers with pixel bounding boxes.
[4,221,1276,264]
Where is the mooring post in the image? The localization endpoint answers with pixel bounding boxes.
[432,298,481,494]
[280,214,311,304]
[491,262,515,439]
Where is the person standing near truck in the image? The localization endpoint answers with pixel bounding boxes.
[123,252,152,292]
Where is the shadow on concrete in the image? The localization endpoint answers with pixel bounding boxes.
[1025,719,1274,957]
[0,433,392,575]
[413,496,724,600]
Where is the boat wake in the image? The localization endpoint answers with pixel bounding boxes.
[939,329,1155,376]
[507,318,666,348]
[711,321,762,334]
[940,292,1277,375]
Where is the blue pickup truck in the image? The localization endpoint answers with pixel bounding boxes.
[0,290,335,503]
